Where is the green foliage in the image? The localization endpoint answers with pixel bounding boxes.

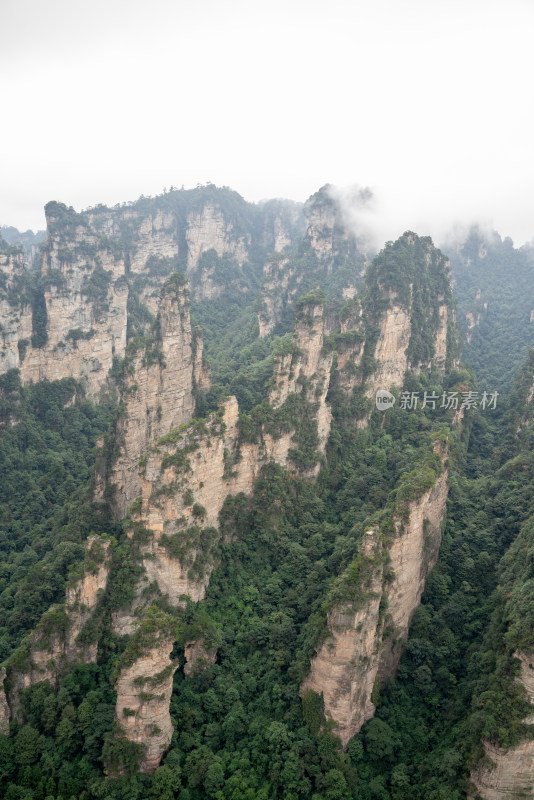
[161,525,219,580]
[66,327,95,344]
[447,227,534,393]
[163,271,187,292]
[81,264,112,319]
[1,196,534,800]
[30,286,48,348]
[0,376,116,654]
[364,232,454,368]
[121,606,177,668]
[102,730,144,777]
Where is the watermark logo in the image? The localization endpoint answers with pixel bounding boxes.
[375,388,498,411]
[375,389,396,411]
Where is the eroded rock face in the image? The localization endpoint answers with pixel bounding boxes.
[5,537,112,716]
[19,208,127,398]
[107,283,196,519]
[378,470,449,679]
[0,669,9,735]
[114,635,178,773]
[186,204,250,272]
[268,301,333,461]
[471,742,534,800]
[303,186,364,275]
[470,652,534,799]
[257,255,295,338]
[367,305,411,397]
[301,468,449,747]
[184,639,217,677]
[0,192,263,391]
[108,300,335,631]
[301,529,383,743]
[0,249,27,374]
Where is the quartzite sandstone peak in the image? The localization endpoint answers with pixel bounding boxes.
[0,187,465,780]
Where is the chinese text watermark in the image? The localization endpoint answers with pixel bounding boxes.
[375,389,498,411]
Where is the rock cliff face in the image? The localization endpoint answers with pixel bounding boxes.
[0,189,272,391]
[256,187,367,337]
[114,630,178,774]
[301,528,384,742]
[184,639,217,677]
[304,186,366,276]
[257,254,295,338]
[0,669,9,735]
[0,247,27,374]
[367,304,412,395]
[4,536,111,714]
[110,298,334,631]
[19,204,128,397]
[108,300,335,765]
[105,279,197,520]
[301,464,449,748]
[185,203,250,273]
[363,235,457,402]
[86,206,179,276]
[470,652,534,799]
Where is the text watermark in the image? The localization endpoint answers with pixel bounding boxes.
[376,389,498,412]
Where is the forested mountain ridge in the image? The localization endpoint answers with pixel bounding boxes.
[443,226,534,395]
[0,185,532,799]
[0,185,366,401]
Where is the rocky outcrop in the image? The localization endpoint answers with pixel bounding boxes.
[91,207,179,276]
[361,235,456,404]
[0,669,9,735]
[303,186,366,278]
[367,304,412,396]
[257,255,295,338]
[105,278,196,519]
[0,189,260,391]
[184,639,217,677]
[18,204,128,397]
[108,298,334,627]
[256,186,370,338]
[113,608,178,773]
[0,247,27,374]
[5,536,112,715]
[466,310,481,343]
[301,528,384,742]
[269,299,333,459]
[470,652,534,799]
[301,460,449,748]
[186,203,250,272]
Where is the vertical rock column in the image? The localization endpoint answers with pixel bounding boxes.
[112,609,178,773]
[108,279,196,519]
[301,464,449,747]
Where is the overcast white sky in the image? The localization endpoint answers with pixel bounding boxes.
[2,0,534,246]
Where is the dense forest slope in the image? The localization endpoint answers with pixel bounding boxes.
[0,186,532,799]
[443,227,534,394]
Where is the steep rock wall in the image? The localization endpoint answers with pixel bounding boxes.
[0,669,9,735]
[366,304,411,396]
[107,282,196,519]
[0,249,26,374]
[301,467,449,747]
[301,529,384,741]
[257,255,295,338]
[186,203,250,272]
[184,639,217,677]
[470,652,534,799]
[4,537,111,716]
[268,300,333,459]
[114,633,178,773]
[109,299,334,634]
[20,208,127,397]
